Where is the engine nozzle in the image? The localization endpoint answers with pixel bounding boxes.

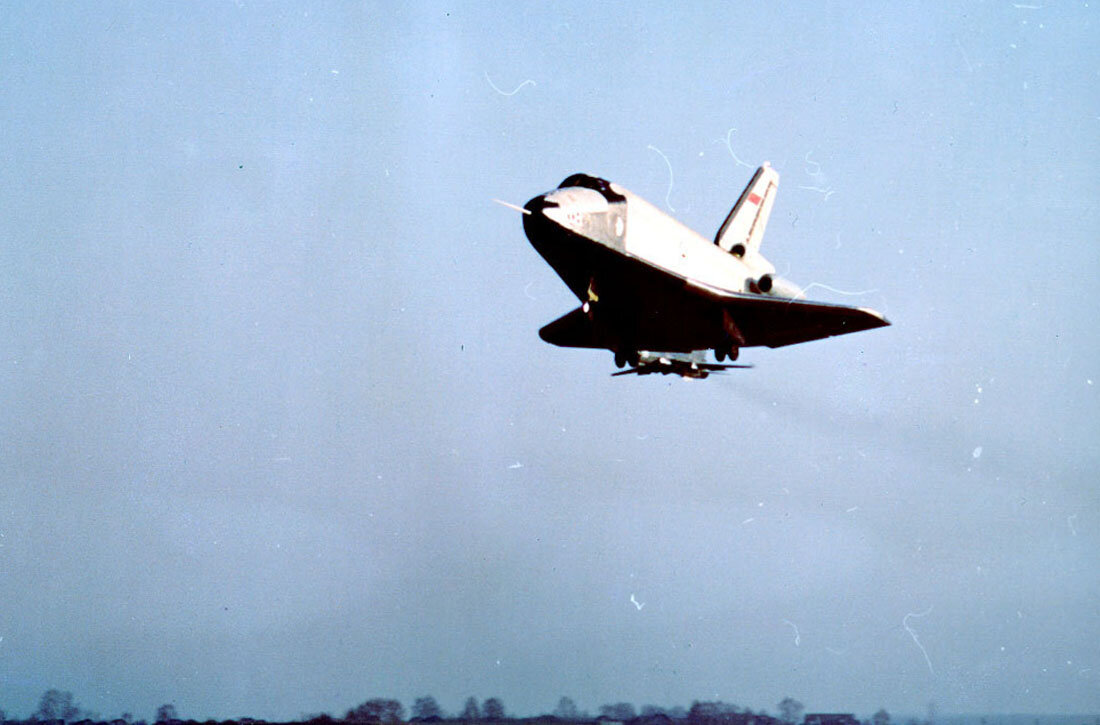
[756,274,805,300]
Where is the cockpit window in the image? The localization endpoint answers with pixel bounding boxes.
[557,174,627,203]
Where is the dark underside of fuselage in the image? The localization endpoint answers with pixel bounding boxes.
[523,201,724,353]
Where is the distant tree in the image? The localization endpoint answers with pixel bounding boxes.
[688,702,715,725]
[412,698,442,720]
[599,704,636,721]
[640,707,678,725]
[121,714,133,724]
[460,699,480,721]
[346,700,405,724]
[155,705,178,723]
[35,690,83,723]
[777,700,802,725]
[481,699,505,721]
[689,702,741,725]
[872,711,890,725]
[668,708,688,721]
[554,699,579,721]
[0,707,7,723]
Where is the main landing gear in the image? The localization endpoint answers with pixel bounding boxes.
[613,349,640,369]
[715,343,740,362]
[718,310,745,363]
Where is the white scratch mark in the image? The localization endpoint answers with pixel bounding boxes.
[799,282,879,298]
[523,281,537,300]
[273,456,292,462]
[798,184,836,201]
[955,39,974,72]
[508,461,523,469]
[484,72,536,96]
[825,646,846,655]
[717,128,754,169]
[1012,3,1042,7]
[846,506,859,513]
[972,446,983,459]
[647,145,676,212]
[630,593,646,610]
[903,606,936,676]
[804,151,824,179]
[783,619,801,646]
[741,517,755,524]
[1067,514,1078,536]
[801,154,835,199]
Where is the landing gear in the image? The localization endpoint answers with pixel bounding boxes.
[715,343,739,362]
[613,348,639,368]
[720,310,746,363]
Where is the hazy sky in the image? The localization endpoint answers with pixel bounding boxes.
[1,2,1097,721]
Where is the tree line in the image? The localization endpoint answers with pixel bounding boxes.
[1,690,899,725]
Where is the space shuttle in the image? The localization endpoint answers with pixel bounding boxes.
[515,163,889,377]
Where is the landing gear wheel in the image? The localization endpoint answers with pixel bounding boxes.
[716,343,740,362]
[614,351,626,368]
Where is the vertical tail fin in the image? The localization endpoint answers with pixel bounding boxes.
[715,163,779,258]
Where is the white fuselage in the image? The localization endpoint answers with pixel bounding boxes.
[540,184,776,298]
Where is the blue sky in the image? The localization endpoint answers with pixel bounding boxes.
[1,2,1097,721]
